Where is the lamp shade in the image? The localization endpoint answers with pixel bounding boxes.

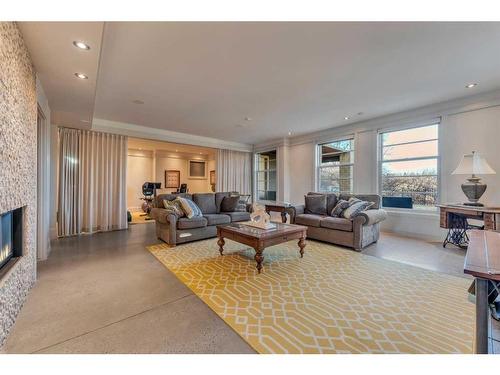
[452,151,496,175]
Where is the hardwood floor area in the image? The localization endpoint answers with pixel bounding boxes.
[2,224,498,353]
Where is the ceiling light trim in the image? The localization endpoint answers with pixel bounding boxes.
[92,118,253,152]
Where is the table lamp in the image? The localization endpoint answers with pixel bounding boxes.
[452,151,496,206]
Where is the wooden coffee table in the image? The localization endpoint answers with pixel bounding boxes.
[216,222,307,273]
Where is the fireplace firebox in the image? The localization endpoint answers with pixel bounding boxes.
[0,207,23,273]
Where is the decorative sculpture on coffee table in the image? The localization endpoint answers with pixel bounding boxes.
[246,203,276,229]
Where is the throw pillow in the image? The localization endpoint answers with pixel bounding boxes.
[162,199,185,217]
[331,199,350,217]
[304,194,327,215]
[342,200,374,219]
[175,197,203,219]
[221,195,240,212]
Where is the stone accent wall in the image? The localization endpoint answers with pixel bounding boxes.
[0,22,37,347]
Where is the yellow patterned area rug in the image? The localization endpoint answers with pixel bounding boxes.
[148,239,474,354]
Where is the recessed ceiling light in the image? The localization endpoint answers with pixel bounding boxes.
[138,148,142,150]
[73,41,90,50]
[245,117,252,121]
[288,131,292,136]
[199,152,202,155]
[466,83,477,89]
[344,116,350,120]
[74,72,88,80]
[132,99,145,105]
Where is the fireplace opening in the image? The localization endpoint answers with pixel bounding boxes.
[0,207,23,274]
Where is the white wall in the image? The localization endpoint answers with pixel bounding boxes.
[259,90,500,240]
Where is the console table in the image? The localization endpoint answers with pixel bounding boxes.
[464,230,500,354]
[437,204,500,248]
[260,201,294,223]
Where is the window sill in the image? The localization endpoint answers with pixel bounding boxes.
[383,207,439,218]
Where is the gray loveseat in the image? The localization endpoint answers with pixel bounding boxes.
[290,193,387,251]
[150,192,251,246]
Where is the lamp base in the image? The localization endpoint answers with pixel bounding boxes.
[461,176,487,207]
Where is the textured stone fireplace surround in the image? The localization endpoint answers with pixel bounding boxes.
[0,22,37,347]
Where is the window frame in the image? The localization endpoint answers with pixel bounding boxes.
[254,149,278,202]
[377,121,441,212]
[315,136,355,194]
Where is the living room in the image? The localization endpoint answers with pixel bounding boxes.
[2,1,500,372]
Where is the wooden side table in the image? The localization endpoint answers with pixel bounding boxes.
[263,202,293,223]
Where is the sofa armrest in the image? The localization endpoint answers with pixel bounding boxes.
[355,209,387,226]
[289,204,305,224]
[150,208,177,225]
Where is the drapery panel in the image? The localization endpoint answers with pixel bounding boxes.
[216,149,252,195]
[58,128,128,236]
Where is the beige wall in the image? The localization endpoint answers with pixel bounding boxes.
[155,157,214,195]
[0,22,37,347]
[127,154,154,211]
[126,151,216,210]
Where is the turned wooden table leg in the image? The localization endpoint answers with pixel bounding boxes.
[217,236,225,255]
[298,237,306,258]
[280,210,287,223]
[254,247,264,273]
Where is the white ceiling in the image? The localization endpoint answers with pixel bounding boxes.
[20,22,500,144]
[19,22,104,128]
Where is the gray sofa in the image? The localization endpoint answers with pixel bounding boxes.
[150,192,251,246]
[290,193,387,251]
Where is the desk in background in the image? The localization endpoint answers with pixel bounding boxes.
[437,204,500,248]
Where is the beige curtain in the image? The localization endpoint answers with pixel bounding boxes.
[58,128,128,236]
[216,149,252,194]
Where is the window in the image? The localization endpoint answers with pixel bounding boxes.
[317,138,354,193]
[380,123,439,209]
[255,150,277,201]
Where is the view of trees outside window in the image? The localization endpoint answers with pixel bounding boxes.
[380,124,439,209]
[317,138,354,193]
[255,150,277,200]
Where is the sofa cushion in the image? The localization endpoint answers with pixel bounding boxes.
[307,192,338,214]
[295,214,322,228]
[220,196,240,212]
[193,193,217,214]
[176,197,203,218]
[304,194,327,215]
[203,214,231,226]
[177,216,208,229]
[342,200,374,219]
[339,194,381,209]
[221,211,250,222]
[320,217,353,232]
[155,193,191,208]
[162,199,185,217]
[331,199,350,217]
[215,192,231,213]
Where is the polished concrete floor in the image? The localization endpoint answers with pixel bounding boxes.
[3,223,499,353]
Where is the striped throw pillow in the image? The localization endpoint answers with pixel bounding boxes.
[163,199,185,217]
[175,197,203,219]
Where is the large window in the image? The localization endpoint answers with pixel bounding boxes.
[317,138,354,193]
[380,123,439,209]
[255,150,277,201]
